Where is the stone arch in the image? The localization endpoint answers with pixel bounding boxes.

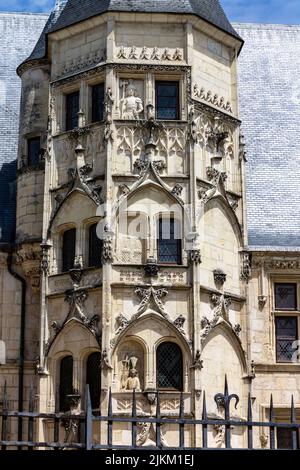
[46,319,100,405]
[112,311,191,392]
[200,197,242,293]
[200,322,247,414]
[48,188,97,237]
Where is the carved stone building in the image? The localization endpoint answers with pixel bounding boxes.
[0,1,299,449]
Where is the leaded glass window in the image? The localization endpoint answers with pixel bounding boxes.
[275,316,298,363]
[92,83,105,123]
[157,217,182,265]
[86,352,101,410]
[66,91,79,131]
[275,284,297,310]
[157,342,183,390]
[62,228,76,272]
[156,81,179,120]
[59,356,73,412]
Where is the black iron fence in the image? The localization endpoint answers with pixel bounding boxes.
[0,378,299,450]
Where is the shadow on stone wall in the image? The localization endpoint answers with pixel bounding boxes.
[0,159,16,244]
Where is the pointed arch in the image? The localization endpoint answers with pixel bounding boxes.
[201,320,247,373]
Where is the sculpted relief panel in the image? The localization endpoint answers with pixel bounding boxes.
[119,79,144,120]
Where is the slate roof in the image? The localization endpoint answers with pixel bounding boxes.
[0,13,48,244]
[234,23,300,249]
[51,0,241,39]
[20,0,242,69]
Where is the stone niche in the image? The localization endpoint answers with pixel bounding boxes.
[117,339,145,392]
[118,78,145,120]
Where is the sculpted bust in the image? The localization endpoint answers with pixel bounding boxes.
[121,81,143,119]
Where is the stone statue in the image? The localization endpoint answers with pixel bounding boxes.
[120,80,143,120]
[121,355,141,391]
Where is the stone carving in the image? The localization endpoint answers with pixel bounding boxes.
[144,258,158,277]
[171,184,183,197]
[121,356,141,391]
[60,49,106,77]
[140,46,150,60]
[40,243,51,275]
[233,324,242,336]
[213,269,227,285]
[189,249,202,265]
[137,422,168,447]
[116,314,130,336]
[191,350,203,370]
[260,433,268,449]
[100,349,112,370]
[119,184,130,196]
[62,391,81,446]
[239,130,247,162]
[117,46,184,62]
[129,46,139,60]
[193,84,233,114]
[117,46,127,59]
[200,295,232,341]
[258,295,267,309]
[46,289,100,355]
[102,237,113,264]
[69,255,84,285]
[241,251,252,282]
[266,259,300,270]
[120,80,144,120]
[213,425,225,448]
[173,315,186,335]
[136,287,168,315]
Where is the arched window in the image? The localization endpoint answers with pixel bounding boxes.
[62,228,76,272]
[88,223,102,267]
[59,356,73,412]
[157,216,182,265]
[157,342,183,391]
[86,352,101,410]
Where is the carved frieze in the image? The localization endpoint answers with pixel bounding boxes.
[59,49,106,78]
[193,84,233,114]
[117,46,184,63]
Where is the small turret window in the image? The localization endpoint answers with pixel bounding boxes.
[157,342,183,390]
[27,136,41,166]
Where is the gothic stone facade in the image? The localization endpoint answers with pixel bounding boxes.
[0,8,299,449]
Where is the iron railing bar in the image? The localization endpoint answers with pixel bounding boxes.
[269,394,275,449]
[247,393,253,450]
[85,385,93,450]
[179,391,185,448]
[156,391,161,448]
[54,385,60,451]
[107,388,113,447]
[1,381,8,451]
[0,440,85,448]
[131,390,137,448]
[291,395,298,450]
[202,391,208,449]
[27,385,34,451]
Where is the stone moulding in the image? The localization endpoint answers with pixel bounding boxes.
[45,289,101,356]
[193,83,233,114]
[110,287,191,350]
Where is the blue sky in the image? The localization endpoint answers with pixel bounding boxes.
[0,0,299,24]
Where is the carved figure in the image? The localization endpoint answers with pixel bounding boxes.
[120,80,143,120]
